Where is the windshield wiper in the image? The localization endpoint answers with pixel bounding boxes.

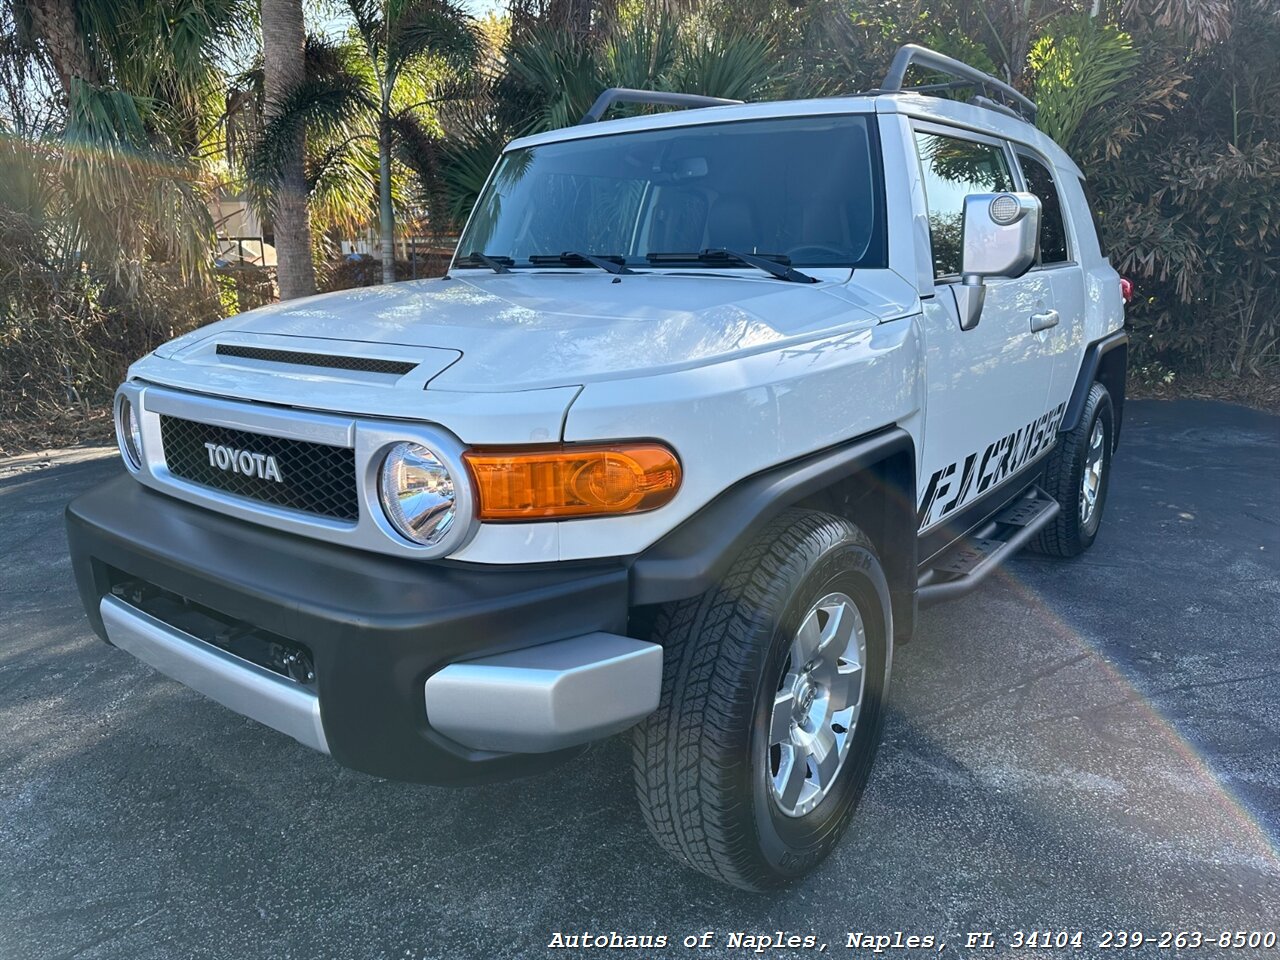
[454,251,513,273]
[646,249,817,284]
[527,252,635,275]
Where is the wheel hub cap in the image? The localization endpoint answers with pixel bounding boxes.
[1080,419,1106,525]
[767,592,867,818]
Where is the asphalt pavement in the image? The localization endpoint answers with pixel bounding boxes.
[1,399,1278,960]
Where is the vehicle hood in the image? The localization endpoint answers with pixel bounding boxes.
[158,272,893,392]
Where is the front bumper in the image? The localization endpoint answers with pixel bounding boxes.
[66,474,656,785]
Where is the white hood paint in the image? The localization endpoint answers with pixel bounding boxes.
[160,271,890,392]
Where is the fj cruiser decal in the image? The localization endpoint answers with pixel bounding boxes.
[917,401,1066,529]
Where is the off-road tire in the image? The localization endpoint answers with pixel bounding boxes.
[631,508,891,890]
[1033,381,1114,557]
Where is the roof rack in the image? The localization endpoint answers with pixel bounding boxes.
[579,88,743,125]
[876,44,1037,124]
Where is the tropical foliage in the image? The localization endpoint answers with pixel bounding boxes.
[1043,0,1280,376]
[1,0,251,450]
[248,0,481,283]
[4,0,254,282]
[419,10,783,227]
[1,0,1279,451]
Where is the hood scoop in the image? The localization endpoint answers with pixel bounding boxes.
[162,333,463,398]
[215,343,420,376]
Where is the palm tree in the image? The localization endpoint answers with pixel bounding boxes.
[21,0,100,90]
[424,13,778,226]
[5,0,252,283]
[2,0,252,445]
[260,0,316,299]
[357,0,479,283]
[253,0,479,285]
[503,16,777,133]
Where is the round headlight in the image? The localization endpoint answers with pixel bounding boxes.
[115,395,142,470]
[379,442,457,546]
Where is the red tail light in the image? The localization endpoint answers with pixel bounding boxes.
[1120,277,1133,304]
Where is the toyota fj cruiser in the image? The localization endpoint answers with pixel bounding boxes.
[66,45,1128,890]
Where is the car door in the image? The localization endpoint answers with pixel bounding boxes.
[912,124,1061,550]
[1015,148,1089,417]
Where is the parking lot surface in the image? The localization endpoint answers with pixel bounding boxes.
[2,399,1278,959]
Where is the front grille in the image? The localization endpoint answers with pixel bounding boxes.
[216,343,418,376]
[160,415,359,521]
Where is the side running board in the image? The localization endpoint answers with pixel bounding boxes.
[917,488,1059,607]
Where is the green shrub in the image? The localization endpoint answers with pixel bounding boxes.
[0,264,224,453]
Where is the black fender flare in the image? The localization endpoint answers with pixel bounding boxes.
[1061,330,1128,445]
[629,427,917,642]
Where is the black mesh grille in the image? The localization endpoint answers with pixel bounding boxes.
[216,343,418,376]
[160,416,359,521]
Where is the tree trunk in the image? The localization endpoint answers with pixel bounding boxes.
[25,0,99,91]
[379,112,396,285]
[260,0,316,301]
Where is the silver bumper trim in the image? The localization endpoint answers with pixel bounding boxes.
[424,634,662,753]
[99,594,329,753]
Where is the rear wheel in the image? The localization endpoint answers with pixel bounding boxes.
[1034,382,1113,557]
[631,508,891,890]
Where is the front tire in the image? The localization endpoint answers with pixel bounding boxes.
[631,508,891,890]
[1034,382,1114,557]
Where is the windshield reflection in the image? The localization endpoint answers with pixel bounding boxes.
[457,115,886,271]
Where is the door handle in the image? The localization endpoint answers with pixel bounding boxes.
[1030,309,1060,332]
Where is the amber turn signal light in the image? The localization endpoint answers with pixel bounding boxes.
[463,443,682,520]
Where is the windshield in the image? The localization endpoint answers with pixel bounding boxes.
[457,114,886,271]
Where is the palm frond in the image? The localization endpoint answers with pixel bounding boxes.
[343,0,385,58]
[307,135,378,232]
[601,14,678,92]
[1122,0,1233,50]
[305,32,371,83]
[506,24,601,130]
[0,130,59,272]
[61,79,213,282]
[247,68,375,188]
[386,0,481,84]
[438,123,505,227]
[669,28,777,101]
[1030,16,1141,154]
[386,106,449,223]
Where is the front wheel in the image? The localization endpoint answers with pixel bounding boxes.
[631,508,891,890]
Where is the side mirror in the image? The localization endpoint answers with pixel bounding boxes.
[952,192,1041,330]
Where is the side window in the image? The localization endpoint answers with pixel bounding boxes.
[914,130,1013,279]
[1018,152,1070,264]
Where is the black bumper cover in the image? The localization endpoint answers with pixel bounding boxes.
[66,475,629,785]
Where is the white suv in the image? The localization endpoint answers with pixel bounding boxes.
[66,45,1127,890]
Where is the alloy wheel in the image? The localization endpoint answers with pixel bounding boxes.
[767,592,867,818]
[1080,418,1106,526]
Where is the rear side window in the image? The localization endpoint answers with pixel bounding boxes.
[914,131,1013,278]
[1018,152,1070,264]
